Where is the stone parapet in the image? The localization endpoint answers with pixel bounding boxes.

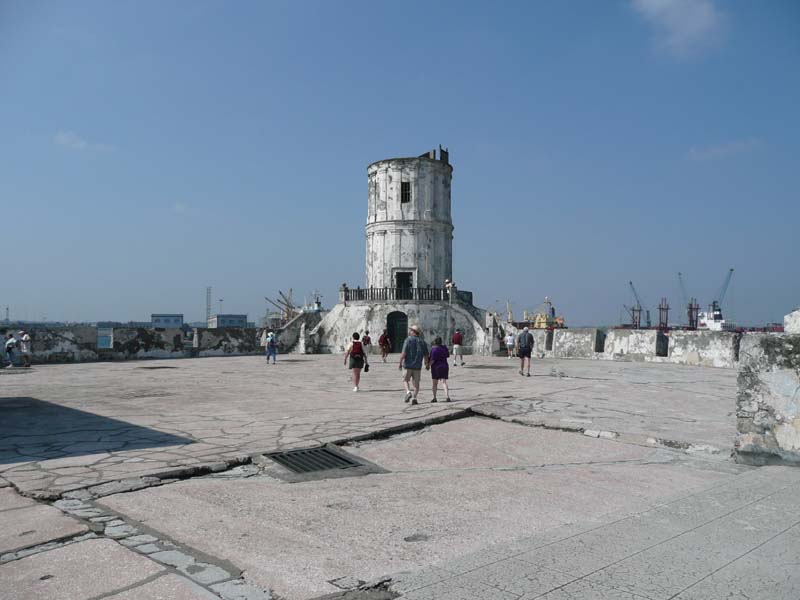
[735,333,800,466]
[666,330,741,368]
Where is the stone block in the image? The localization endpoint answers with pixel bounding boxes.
[552,328,605,359]
[667,330,741,368]
[735,333,800,466]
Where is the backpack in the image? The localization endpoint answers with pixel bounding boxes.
[519,332,533,350]
[268,337,277,349]
[351,341,364,357]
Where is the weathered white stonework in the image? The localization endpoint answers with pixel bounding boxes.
[366,152,453,290]
[785,308,800,334]
[307,301,489,355]
[735,333,800,466]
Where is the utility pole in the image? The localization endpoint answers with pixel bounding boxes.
[206,287,212,326]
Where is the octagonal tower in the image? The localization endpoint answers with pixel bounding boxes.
[365,147,453,291]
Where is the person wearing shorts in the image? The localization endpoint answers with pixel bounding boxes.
[345,332,368,392]
[517,327,534,377]
[452,329,465,366]
[505,332,515,358]
[399,325,429,405]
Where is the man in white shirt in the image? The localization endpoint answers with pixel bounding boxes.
[504,332,515,358]
[19,330,31,368]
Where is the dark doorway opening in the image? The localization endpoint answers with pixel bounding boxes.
[387,311,408,353]
[545,330,554,351]
[395,272,412,300]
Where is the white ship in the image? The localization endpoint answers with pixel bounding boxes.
[698,301,736,331]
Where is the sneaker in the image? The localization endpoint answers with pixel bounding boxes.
[404,392,412,403]
[519,370,524,376]
[445,397,452,402]
[431,398,438,403]
[460,362,465,366]
[411,398,418,405]
[526,373,531,377]
[353,386,359,392]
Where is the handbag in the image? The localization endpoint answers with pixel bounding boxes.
[364,363,370,373]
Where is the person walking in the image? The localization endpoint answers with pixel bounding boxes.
[378,329,391,363]
[504,331,515,359]
[362,330,372,355]
[265,332,278,364]
[4,333,17,368]
[344,332,369,392]
[429,336,451,403]
[452,329,465,366]
[399,325,429,405]
[517,327,534,377]
[19,330,32,368]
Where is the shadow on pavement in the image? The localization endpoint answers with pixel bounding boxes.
[0,397,191,464]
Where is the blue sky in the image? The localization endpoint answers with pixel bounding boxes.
[1,0,798,326]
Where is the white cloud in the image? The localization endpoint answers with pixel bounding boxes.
[688,138,761,162]
[631,0,725,57]
[172,202,189,214]
[54,131,116,152]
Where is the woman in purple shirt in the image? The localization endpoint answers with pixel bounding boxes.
[429,336,451,402]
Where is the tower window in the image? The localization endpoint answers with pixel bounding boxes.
[401,181,411,203]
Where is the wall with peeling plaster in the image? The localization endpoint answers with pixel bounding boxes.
[112,328,189,359]
[366,156,453,289]
[604,329,666,361]
[735,333,800,466]
[665,331,741,368]
[553,328,605,359]
[1,327,98,363]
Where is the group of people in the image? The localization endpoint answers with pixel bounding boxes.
[343,326,471,402]
[3,330,31,368]
[343,325,537,400]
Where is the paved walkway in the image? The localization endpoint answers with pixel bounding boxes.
[0,355,735,498]
[388,466,800,600]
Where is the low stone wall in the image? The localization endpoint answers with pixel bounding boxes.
[192,328,259,357]
[1,327,98,363]
[666,331,741,368]
[112,328,189,360]
[604,329,667,361]
[735,333,800,466]
[553,328,605,359]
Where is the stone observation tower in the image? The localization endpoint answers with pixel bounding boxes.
[307,147,493,355]
[366,147,453,291]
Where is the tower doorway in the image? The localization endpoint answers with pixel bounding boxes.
[395,272,412,300]
[387,311,408,353]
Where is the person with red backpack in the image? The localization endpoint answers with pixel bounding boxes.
[344,332,369,392]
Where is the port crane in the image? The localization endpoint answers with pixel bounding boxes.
[623,281,651,328]
[677,272,700,330]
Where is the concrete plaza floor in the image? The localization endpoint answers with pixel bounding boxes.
[1,355,796,600]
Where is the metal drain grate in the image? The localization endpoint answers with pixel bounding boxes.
[265,446,362,474]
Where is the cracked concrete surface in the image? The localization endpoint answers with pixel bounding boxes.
[2,354,793,600]
[0,356,736,499]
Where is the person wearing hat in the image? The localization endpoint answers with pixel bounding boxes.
[517,326,534,377]
[399,325,429,405]
[19,330,31,368]
[265,331,278,364]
